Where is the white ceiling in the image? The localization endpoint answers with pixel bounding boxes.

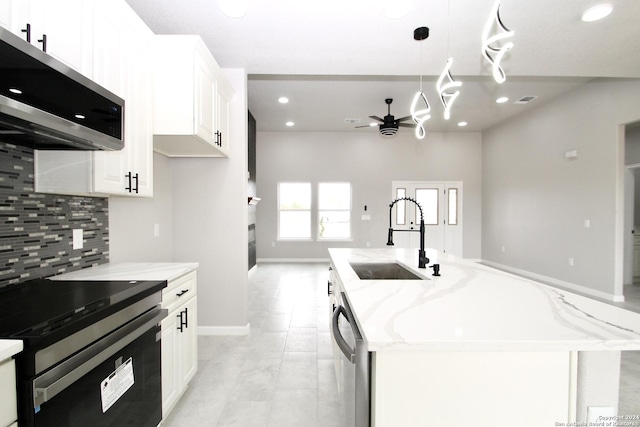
[125,0,640,133]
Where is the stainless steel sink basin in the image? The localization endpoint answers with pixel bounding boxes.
[349,262,426,280]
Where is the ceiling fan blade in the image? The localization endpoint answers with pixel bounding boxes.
[369,115,384,122]
[398,123,415,128]
[355,124,374,128]
[396,115,413,122]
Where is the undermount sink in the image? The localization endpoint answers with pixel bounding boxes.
[349,262,426,280]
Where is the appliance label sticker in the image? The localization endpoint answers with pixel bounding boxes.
[100,357,134,413]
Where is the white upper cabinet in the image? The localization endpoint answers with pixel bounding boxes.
[2,0,94,77]
[34,0,153,198]
[153,35,234,157]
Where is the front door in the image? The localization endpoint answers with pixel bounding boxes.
[390,181,462,256]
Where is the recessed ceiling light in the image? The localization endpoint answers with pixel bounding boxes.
[383,0,412,19]
[278,97,289,104]
[458,121,468,127]
[75,114,85,119]
[496,97,509,104]
[369,122,378,127]
[217,0,248,18]
[9,88,22,94]
[285,121,294,127]
[581,4,613,22]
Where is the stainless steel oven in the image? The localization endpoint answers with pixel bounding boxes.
[0,278,167,427]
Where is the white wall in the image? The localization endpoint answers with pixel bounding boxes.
[109,152,174,262]
[110,70,249,332]
[171,68,248,332]
[256,131,482,260]
[482,79,640,299]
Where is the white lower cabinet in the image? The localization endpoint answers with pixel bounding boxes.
[161,271,198,418]
[0,359,17,427]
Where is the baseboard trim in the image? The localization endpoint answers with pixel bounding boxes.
[257,258,329,263]
[480,260,625,303]
[198,323,251,336]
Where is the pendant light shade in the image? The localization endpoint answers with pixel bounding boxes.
[436,57,462,120]
[481,0,514,84]
[411,91,431,140]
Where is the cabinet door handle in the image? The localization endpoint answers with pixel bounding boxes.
[176,289,189,297]
[37,34,47,52]
[21,23,31,43]
[176,311,184,332]
[133,173,139,194]
[125,172,132,192]
[183,307,188,329]
[327,280,333,296]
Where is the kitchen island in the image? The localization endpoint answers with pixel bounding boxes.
[329,248,640,427]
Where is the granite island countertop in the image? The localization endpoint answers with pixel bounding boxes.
[49,262,199,282]
[329,248,640,352]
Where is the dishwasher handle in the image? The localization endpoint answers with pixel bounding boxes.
[331,305,356,364]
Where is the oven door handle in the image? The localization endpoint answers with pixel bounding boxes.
[32,307,167,408]
[331,305,357,364]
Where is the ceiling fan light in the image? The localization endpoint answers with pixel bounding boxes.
[581,4,613,22]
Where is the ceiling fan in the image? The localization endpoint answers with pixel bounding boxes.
[356,98,414,137]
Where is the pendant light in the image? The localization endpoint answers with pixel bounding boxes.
[481,0,514,84]
[410,27,431,140]
[436,0,462,120]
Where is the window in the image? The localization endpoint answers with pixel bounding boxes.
[415,188,439,225]
[448,188,458,225]
[278,182,311,239]
[318,182,351,240]
[395,187,406,225]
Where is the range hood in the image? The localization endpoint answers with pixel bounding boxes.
[0,27,124,151]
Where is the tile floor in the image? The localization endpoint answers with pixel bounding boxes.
[162,263,640,426]
[162,263,347,427]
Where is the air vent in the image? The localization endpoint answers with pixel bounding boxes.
[344,118,361,124]
[514,96,538,104]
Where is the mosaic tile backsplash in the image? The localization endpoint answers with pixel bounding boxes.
[0,142,109,287]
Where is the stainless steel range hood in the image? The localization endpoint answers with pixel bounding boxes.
[0,27,124,151]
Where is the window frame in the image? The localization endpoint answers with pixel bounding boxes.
[317,182,352,241]
[277,181,312,241]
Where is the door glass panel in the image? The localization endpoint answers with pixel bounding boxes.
[448,188,458,225]
[415,188,438,225]
[396,188,406,225]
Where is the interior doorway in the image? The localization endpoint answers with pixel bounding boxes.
[622,121,640,302]
[390,181,463,257]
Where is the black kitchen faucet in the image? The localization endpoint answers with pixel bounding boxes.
[386,197,429,268]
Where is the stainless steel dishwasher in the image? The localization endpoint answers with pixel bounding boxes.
[331,292,370,427]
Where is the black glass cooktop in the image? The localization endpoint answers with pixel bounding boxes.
[0,278,166,341]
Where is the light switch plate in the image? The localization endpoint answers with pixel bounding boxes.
[72,229,83,250]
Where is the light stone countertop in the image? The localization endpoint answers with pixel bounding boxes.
[329,248,640,352]
[0,340,23,361]
[49,262,199,282]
